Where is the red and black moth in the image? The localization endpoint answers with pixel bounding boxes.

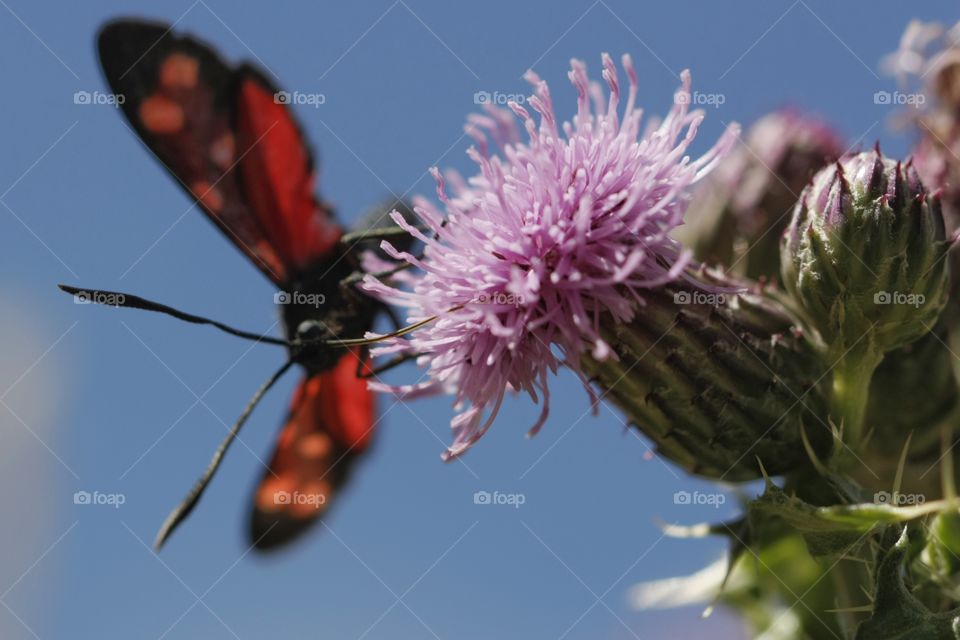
[62,19,417,551]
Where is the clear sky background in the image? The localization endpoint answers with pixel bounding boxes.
[0,1,955,638]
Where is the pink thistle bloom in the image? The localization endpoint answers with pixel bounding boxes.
[362,54,739,460]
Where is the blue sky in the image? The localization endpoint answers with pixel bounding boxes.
[0,1,955,638]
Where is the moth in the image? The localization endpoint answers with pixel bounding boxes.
[66,19,415,551]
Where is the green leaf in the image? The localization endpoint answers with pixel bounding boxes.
[855,528,960,640]
[748,482,951,557]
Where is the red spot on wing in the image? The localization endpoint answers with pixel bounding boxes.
[190,181,225,212]
[255,475,296,512]
[139,95,184,133]
[298,432,332,459]
[209,133,235,170]
[159,53,199,89]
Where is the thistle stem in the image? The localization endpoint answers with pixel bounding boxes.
[830,346,882,447]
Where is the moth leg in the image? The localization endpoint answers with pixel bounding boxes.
[341,214,450,247]
[354,344,373,379]
[358,352,417,379]
[339,224,425,246]
[339,262,414,291]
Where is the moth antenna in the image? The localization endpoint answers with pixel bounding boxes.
[328,306,460,348]
[154,359,295,550]
[59,284,445,352]
[58,284,290,346]
[358,352,418,378]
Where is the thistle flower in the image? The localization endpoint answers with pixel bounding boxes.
[362,54,738,459]
[676,108,842,282]
[781,148,950,443]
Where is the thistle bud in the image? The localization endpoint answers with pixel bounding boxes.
[781,148,950,443]
[782,148,949,356]
[582,278,831,481]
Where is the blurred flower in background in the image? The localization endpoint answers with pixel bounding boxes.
[883,20,960,228]
[0,289,68,638]
[674,108,844,284]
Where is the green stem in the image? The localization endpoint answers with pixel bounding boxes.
[830,346,882,447]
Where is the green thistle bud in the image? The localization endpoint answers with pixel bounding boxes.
[781,148,951,444]
[582,278,831,481]
[782,148,949,354]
